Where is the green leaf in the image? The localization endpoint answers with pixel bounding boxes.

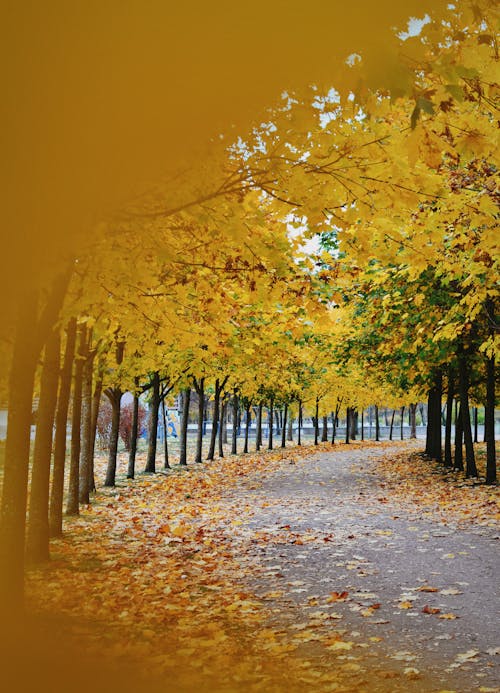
[445,84,465,102]
[410,104,421,130]
[416,97,435,115]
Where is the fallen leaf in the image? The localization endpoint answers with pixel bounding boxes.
[399,601,413,609]
[327,591,349,602]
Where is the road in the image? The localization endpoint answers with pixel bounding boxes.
[217,443,499,692]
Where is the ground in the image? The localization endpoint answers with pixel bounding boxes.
[7,440,500,693]
[220,442,499,692]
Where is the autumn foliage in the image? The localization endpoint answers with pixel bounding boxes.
[0,1,498,690]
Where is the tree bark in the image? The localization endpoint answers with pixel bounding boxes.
[426,371,442,462]
[66,324,87,515]
[255,401,263,452]
[454,401,463,471]
[313,397,319,445]
[79,339,95,502]
[320,414,328,442]
[104,389,122,487]
[268,397,274,450]
[458,346,477,478]
[389,409,395,441]
[297,400,302,446]
[179,387,191,465]
[207,378,222,461]
[127,381,140,478]
[218,397,226,458]
[231,390,238,455]
[349,408,358,440]
[345,407,350,444]
[243,402,251,454]
[26,328,61,564]
[161,398,170,469]
[419,403,426,426]
[89,374,102,492]
[145,372,160,472]
[281,404,288,448]
[400,406,405,440]
[383,408,390,426]
[222,400,228,445]
[287,411,293,441]
[193,377,205,463]
[375,404,380,442]
[49,317,77,537]
[409,402,417,440]
[0,271,70,617]
[485,353,496,484]
[444,373,454,468]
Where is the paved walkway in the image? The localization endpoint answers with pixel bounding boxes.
[218,444,499,692]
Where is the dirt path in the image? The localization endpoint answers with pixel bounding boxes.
[217,443,499,692]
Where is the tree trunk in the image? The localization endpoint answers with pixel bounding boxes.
[297,400,302,446]
[320,414,328,442]
[287,412,293,441]
[268,397,274,450]
[409,402,417,440]
[331,411,336,445]
[222,401,228,445]
[0,270,70,617]
[345,407,350,444]
[194,377,205,463]
[0,290,39,615]
[349,408,358,440]
[312,397,319,445]
[255,401,263,451]
[145,372,160,472]
[79,343,95,502]
[275,409,281,436]
[179,387,191,465]
[473,407,478,444]
[419,403,426,426]
[444,374,454,468]
[89,375,102,492]
[389,409,395,440]
[485,353,496,484]
[161,398,170,469]
[426,371,442,462]
[458,347,477,478]
[243,402,251,454]
[281,404,288,448]
[454,401,463,471]
[127,383,140,478]
[66,323,87,515]
[218,397,226,458]
[375,404,380,441]
[49,318,77,537]
[207,379,221,461]
[104,390,122,486]
[231,391,238,455]
[26,328,61,564]
[400,406,405,440]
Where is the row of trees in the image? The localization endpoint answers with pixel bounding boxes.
[0,0,497,618]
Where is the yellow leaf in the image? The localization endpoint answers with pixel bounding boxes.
[327,640,353,651]
[399,601,413,609]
